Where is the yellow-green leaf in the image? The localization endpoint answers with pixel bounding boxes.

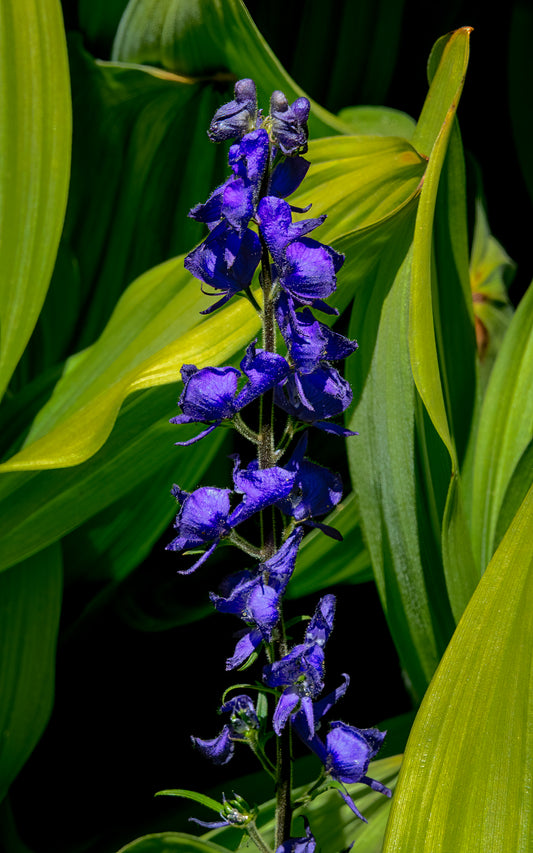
[383,484,533,853]
[0,0,71,399]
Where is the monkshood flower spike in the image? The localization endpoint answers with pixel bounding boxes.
[163,79,390,850]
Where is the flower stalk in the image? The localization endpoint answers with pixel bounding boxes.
[162,78,392,851]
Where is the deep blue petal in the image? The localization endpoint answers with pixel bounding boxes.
[229,460,296,527]
[191,724,234,765]
[208,78,258,142]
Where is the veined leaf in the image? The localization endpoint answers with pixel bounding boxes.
[347,248,452,700]
[116,834,232,853]
[0,131,424,475]
[383,483,533,852]
[470,280,533,570]
[111,0,350,139]
[0,0,71,399]
[337,105,416,139]
[409,27,472,462]
[0,544,62,801]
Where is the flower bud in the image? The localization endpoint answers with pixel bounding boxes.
[208,78,258,142]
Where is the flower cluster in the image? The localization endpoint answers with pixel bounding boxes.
[165,79,390,851]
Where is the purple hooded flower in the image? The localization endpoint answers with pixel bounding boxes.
[170,342,290,445]
[263,595,336,735]
[210,528,305,668]
[256,197,344,307]
[276,434,343,538]
[276,292,358,374]
[165,485,232,572]
[208,78,258,142]
[228,456,296,528]
[275,363,355,436]
[269,91,310,156]
[307,722,392,822]
[191,694,259,767]
[292,674,350,741]
[184,221,261,314]
[275,817,316,853]
[190,130,270,235]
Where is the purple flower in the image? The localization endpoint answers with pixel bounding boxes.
[276,292,358,374]
[292,674,350,741]
[167,456,297,571]
[191,724,234,766]
[277,434,343,530]
[228,456,296,528]
[256,197,344,307]
[263,595,336,735]
[170,343,289,445]
[269,91,310,156]
[275,817,316,853]
[210,528,304,668]
[191,694,259,767]
[208,78,258,142]
[184,221,261,314]
[165,485,232,572]
[275,363,355,436]
[190,130,270,235]
[269,156,310,200]
[305,722,392,822]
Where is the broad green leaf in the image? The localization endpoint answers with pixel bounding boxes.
[111,0,350,139]
[0,383,225,573]
[0,0,71,400]
[0,132,424,475]
[0,257,260,472]
[409,27,472,461]
[470,281,533,570]
[47,40,225,355]
[0,544,62,801]
[116,834,232,853]
[290,136,425,242]
[383,483,533,853]
[337,105,416,139]
[347,248,452,700]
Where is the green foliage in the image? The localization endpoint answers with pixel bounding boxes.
[0,1,531,852]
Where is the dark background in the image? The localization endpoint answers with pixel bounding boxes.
[10,2,532,852]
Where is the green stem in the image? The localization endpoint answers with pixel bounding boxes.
[246,822,274,853]
[256,150,293,847]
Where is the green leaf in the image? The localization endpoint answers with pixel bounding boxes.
[155,790,223,814]
[382,483,533,853]
[347,249,451,700]
[0,256,260,472]
[470,280,533,571]
[337,105,416,139]
[0,130,424,476]
[409,27,472,461]
[116,834,233,853]
[0,544,62,801]
[205,755,402,853]
[111,0,350,139]
[0,0,71,399]
[0,382,228,573]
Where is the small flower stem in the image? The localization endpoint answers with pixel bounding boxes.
[246,822,274,853]
[256,151,293,847]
